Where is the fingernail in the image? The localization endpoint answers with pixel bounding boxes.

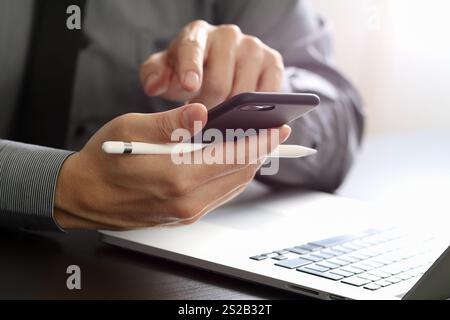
[184,71,200,91]
[183,104,207,133]
[280,125,292,143]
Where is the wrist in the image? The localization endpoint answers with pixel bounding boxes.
[54,153,95,230]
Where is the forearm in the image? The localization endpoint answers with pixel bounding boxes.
[0,140,73,231]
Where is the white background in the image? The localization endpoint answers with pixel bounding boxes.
[312,1,450,215]
[314,0,450,137]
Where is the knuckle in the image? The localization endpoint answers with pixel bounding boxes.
[155,114,175,139]
[180,37,202,51]
[187,19,209,29]
[113,113,135,139]
[267,49,284,68]
[165,183,189,199]
[217,24,242,39]
[171,201,201,220]
[164,176,194,198]
[241,36,264,52]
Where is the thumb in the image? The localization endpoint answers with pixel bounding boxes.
[148,103,208,142]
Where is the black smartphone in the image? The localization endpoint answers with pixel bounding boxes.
[195,92,320,141]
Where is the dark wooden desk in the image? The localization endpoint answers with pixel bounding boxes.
[0,228,301,299]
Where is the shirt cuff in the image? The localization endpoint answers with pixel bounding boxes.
[0,141,74,232]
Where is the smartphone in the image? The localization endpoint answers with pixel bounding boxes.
[194,92,320,141]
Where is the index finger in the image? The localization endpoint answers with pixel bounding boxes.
[172,20,209,92]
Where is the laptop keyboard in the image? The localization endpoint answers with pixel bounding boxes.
[250,229,440,291]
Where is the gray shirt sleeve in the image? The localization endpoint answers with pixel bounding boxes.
[0,139,73,231]
[215,0,365,192]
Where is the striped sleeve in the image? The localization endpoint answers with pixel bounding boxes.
[0,140,74,232]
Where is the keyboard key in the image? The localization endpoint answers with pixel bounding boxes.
[330,269,354,278]
[328,258,351,267]
[297,268,344,281]
[275,257,312,269]
[250,255,267,261]
[404,269,419,277]
[338,255,361,264]
[274,250,289,255]
[332,245,354,254]
[263,252,279,258]
[371,257,393,265]
[394,249,415,260]
[304,264,330,273]
[370,245,390,255]
[385,276,402,284]
[310,251,334,259]
[407,269,424,278]
[363,237,383,246]
[347,253,367,261]
[351,263,373,272]
[287,247,310,255]
[341,265,365,274]
[310,234,360,248]
[383,254,401,263]
[357,249,379,258]
[317,261,341,269]
[373,256,397,265]
[341,277,372,287]
[367,269,392,278]
[394,261,415,272]
[397,272,413,281]
[400,260,420,271]
[302,254,323,262]
[361,228,384,236]
[321,249,343,257]
[359,260,384,269]
[374,280,392,287]
[296,244,321,252]
[272,255,289,261]
[364,283,382,291]
[358,273,382,282]
[351,240,371,248]
[377,267,397,276]
[341,242,365,251]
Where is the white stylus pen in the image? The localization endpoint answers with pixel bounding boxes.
[102,141,317,158]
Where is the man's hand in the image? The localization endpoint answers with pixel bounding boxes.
[54,103,291,230]
[140,20,285,108]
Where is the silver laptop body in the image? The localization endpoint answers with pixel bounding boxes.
[100,184,450,300]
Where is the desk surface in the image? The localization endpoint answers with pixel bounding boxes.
[2,133,449,299]
[0,229,302,299]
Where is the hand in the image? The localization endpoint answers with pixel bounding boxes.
[54,103,291,230]
[140,20,285,108]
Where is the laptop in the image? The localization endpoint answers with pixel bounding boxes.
[100,182,450,300]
